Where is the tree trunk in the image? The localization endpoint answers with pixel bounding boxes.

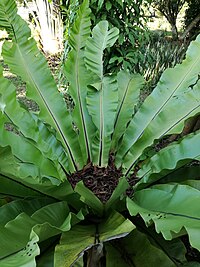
[171,23,178,40]
[179,13,200,40]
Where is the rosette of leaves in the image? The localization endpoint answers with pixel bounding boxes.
[0,0,200,266]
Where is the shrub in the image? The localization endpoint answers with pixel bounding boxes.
[0,0,200,266]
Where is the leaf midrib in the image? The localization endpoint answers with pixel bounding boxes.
[15,44,77,171]
[125,103,200,176]
[124,50,200,156]
[99,85,104,166]
[114,78,132,130]
[75,44,91,160]
[139,52,200,139]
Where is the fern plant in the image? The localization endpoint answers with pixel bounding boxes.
[0,0,200,266]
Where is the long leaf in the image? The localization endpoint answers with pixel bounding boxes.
[105,176,129,212]
[136,131,200,190]
[0,145,20,177]
[0,76,39,143]
[181,180,200,191]
[84,21,119,166]
[0,198,54,227]
[117,35,200,175]
[105,229,188,267]
[0,75,68,176]
[34,117,68,173]
[0,129,47,184]
[127,184,200,251]
[98,211,135,243]
[142,227,188,266]
[54,211,134,267]
[0,231,40,267]
[75,181,104,215]
[87,76,118,166]
[0,124,61,183]
[85,20,119,80]
[111,71,144,150]
[0,0,82,172]
[1,172,74,201]
[65,0,95,162]
[0,201,82,259]
[55,224,95,267]
[0,174,42,199]
[161,165,200,184]
[0,145,73,200]
[0,4,13,35]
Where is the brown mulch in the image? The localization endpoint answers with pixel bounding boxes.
[68,157,123,204]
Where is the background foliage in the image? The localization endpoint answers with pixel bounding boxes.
[0,0,200,266]
[62,0,152,73]
[184,0,200,39]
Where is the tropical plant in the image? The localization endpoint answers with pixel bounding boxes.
[0,0,200,266]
